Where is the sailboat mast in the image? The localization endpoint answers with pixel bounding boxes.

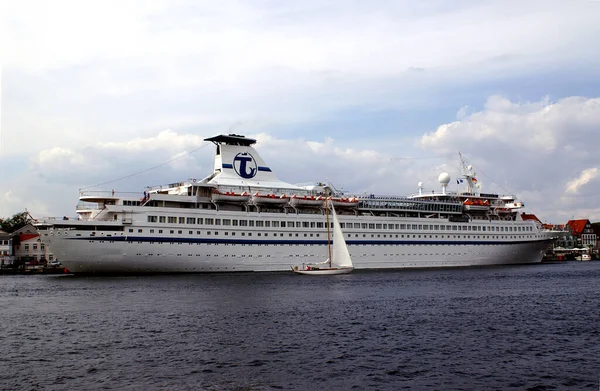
[325,197,332,266]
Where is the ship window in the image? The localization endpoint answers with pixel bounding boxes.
[249,220,255,227]
[272,221,279,228]
[214,231,218,235]
[197,218,203,225]
[376,224,382,229]
[362,223,367,229]
[232,220,239,226]
[170,230,174,234]
[178,230,182,234]
[317,222,324,228]
[206,218,214,225]
[296,222,301,228]
[354,223,360,228]
[383,224,387,229]
[138,229,143,233]
[159,216,166,223]
[187,217,196,224]
[368,224,375,229]
[168,216,177,224]
[178,217,185,224]
[280,221,286,228]
[148,216,157,223]
[159,230,163,233]
[225,232,228,236]
[239,220,248,226]
[265,221,271,227]
[207,231,211,235]
[400,224,406,229]
[223,219,231,226]
[189,231,193,234]
[197,231,201,235]
[256,221,264,227]
[128,228,134,233]
[310,222,316,228]
[302,222,310,228]
[215,219,221,225]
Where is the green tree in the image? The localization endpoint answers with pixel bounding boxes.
[0,212,34,233]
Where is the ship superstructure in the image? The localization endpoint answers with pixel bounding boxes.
[36,134,563,274]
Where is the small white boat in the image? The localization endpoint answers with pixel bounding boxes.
[293,201,354,275]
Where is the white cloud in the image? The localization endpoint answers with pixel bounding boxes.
[421,96,600,153]
[566,168,600,194]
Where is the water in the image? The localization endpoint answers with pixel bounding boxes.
[1,262,599,391]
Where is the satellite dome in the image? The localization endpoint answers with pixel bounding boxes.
[418,182,423,188]
[438,172,451,185]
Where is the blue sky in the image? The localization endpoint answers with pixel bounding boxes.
[1,0,600,223]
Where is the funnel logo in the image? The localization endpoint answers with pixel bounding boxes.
[233,152,257,179]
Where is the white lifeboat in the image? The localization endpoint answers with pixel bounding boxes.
[251,193,289,206]
[289,194,325,207]
[211,190,251,203]
[463,198,490,211]
[329,196,359,208]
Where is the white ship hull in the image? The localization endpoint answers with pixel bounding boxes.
[39,211,558,274]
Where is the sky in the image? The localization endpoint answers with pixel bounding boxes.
[1,0,600,224]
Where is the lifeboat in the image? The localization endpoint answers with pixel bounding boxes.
[251,193,290,206]
[463,198,490,211]
[329,196,359,208]
[211,190,251,203]
[289,194,325,207]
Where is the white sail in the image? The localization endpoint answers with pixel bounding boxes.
[330,205,353,268]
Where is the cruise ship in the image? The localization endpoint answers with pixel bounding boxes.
[37,134,563,274]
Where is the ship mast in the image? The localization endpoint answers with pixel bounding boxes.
[459,152,479,196]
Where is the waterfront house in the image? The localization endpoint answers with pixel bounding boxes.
[0,230,14,266]
[12,224,55,264]
[566,219,597,249]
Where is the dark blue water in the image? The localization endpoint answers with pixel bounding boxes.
[1,262,599,391]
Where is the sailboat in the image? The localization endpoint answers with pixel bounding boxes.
[292,199,354,275]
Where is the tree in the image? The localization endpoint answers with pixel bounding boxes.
[0,212,34,233]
